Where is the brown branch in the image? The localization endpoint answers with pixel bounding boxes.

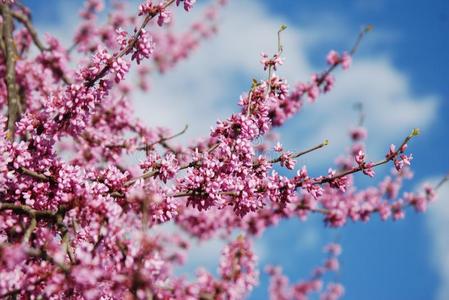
[57,214,75,263]
[316,25,372,87]
[11,10,72,85]
[0,21,5,55]
[141,124,188,151]
[118,143,218,192]
[24,245,70,273]
[0,202,75,265]
[0,202,69,224]
[106,124,189,151]
[117,139,325,196]
[268,140,329,165]
[22,216,36,243]
[350,25,373,56]
[169,130,419,204]
[123,169,160,188]
[11,10,48,52]
[316,128,419,185]
[18,167,54,182]
[85,0,176,88]
[435,173,449,191]
[172,191,195,198]
[297,204,330,214]
[1,3,21,140]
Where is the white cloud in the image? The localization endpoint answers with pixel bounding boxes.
[426,177,449,300]
[294,224,320,252]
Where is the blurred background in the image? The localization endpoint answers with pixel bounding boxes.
[22,0,449,299]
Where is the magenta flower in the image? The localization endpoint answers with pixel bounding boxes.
[326,50,340,65]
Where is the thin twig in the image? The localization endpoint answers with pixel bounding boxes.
[0,202,63,221]
[316,25,372,87]
[11,10,72,85]
[435,173,449,191]
[268,140,329,165]
[107,124,189,151]
[22,216,36,243]
[140,124,188,151]
[85,0,176,88]
[316,128,419,185]
[56,214,75,263]
[350,25,373,56]
[11,11,48,51]
[0,21,5,55]
[18,167,54,182]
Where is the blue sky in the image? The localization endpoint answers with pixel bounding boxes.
[23,0,449,299]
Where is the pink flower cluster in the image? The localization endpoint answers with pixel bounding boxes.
[176,0,196,12]
[0,1,443,299]
[266,243,344,300]
[327,50,352,69]
[139,1,172,26]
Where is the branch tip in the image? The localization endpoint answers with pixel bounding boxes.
[364,24,374,33]
[410,128,420,137]
[279,24,288,32]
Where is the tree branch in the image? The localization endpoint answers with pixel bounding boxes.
[316,128,419,185]
[11,10,72,85]
[22,216,36,243]
[0,202,65,221]
[316,25,372,87]
[85,0,176,88]
[18,167,54,182]
[1,3,21,140]
[435,172,449,191]
[11,10,48,52]
[268,140,329,165]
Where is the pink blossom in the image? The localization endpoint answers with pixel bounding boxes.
[341,52,352,70]
[307,83,320,102]
[362,162,376,178]
[158,152,180,182]
[355,149,365,165]
[131,29,155,64]
[260,52,284,71]
[111,57,130,83]
[350,127,368,141]
[324,258,340,271]
[280,152,295,170]
[325,243,342,256]
[0,244,26,270]
[326,50,340,65]
[323,74,335,93]
[274,141,283,152]
[176,0,196,11]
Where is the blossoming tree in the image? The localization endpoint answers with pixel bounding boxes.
[0,0,446,299]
